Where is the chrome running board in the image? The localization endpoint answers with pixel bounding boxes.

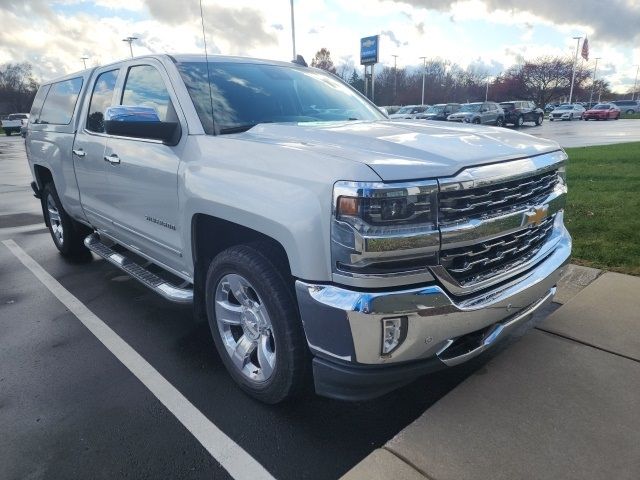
[84,233,193,304]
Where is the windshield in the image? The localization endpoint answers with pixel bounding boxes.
[593,104,610,110]
[8,114,27,120]
[396,106,415,114]
[499,103,515,109]
[556,106,571,110]
[426,105,444,113]
[177,61,384,134]
[460,104,481,112]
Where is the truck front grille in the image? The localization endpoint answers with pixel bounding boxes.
[440,216,554,286]
[439,169,559,224]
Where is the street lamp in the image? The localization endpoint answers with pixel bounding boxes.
[633,65,639,101]
[485,76,491,101]
[568,36,582,104]
[588,57,601,106]
[81,56,89,69]
[419,56,427,106]
[290,0,296,59]
[392,54,399,102]
[122,36,138,58]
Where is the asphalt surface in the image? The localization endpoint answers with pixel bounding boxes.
[0,120,635,479]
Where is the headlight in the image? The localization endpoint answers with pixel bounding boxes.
[331,180,439,284]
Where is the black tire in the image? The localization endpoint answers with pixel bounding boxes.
[41,183,92,259]
[472,118,481,124]
[205,243,309,404]
[515,115,524,127]
[5,129,11,136]
[626,109,635,114]
[535,114,543,126]
[495,117,504,127]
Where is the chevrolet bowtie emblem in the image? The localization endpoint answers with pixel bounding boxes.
[525,206,549,226]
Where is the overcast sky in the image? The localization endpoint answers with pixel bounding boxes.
[1,0,638,93]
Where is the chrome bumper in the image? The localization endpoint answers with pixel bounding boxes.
[296,225,571,366]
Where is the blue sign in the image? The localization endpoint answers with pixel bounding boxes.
[360,35,379,65]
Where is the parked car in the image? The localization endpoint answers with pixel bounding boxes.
[549,104,585,121]
[389,105,429,119]
[610,100,639,114]
[1,113,29,136]
[544,103,560,113]
[447,102,505,126]
[582,103,621,121]
[25,54,570,403]
[500,101,544,127]
[416,103,461,121]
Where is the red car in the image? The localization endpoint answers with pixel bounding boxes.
[583,103,621,120]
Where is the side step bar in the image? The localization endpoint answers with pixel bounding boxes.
[84,233,193,304]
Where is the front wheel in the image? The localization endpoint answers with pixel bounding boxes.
[5,129,12,136]
[535,114,543,126]
[495,117,504,127]
[205,243,308,404]
[515,116,524,127]
[41,183,92,259]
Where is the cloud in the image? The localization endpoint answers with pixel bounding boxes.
[392,0,640,45]
[381,30,402,48]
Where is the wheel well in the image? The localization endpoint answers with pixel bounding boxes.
[33,164,53,190]
[190,214,292,322]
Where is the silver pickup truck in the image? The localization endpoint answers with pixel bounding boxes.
[25,54,571,403]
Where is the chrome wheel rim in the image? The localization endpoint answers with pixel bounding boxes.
[46,193,64,246]
[214,273,276,383]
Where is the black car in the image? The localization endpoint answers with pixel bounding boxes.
[499,101,544,127]
[416,103,461,121]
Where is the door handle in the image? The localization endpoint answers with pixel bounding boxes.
[103,154,121,165]
[72,149,86,157]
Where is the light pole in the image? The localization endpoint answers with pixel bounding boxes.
[588,57,601,106]
[392,54,399,103]
[420,56,427,106]
[485,77,490,101]
[633,65,639,101]
[290,0,296,59]
[81,56,89,69]
[568,36,582,104]
[122,36,138,58]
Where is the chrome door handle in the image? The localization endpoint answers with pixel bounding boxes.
[103,154,121,165]
[72,149,86,157]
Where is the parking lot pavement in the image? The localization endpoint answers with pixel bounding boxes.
[516,118,640,148]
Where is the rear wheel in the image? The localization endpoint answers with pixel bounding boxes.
[495,117,504,127]
[535,114,543,126]
[515,115,524,127]
[41,183,92,259]
[205,243,308,404]
[5,129,11,136]
[472,118,481,124]
[627,109,635,114]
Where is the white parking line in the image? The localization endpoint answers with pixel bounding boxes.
[2,239,276,480]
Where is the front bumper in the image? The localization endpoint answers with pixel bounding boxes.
[296,226,571,400]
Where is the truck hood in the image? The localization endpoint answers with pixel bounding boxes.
[241,120,560,182]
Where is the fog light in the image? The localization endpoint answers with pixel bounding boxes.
[381,316,408,355]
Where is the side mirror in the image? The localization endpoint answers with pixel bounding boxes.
[104,106,181,145]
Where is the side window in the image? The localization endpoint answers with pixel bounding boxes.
[38,77,83,125]
[86,69,119,133]
[121,65,177,122]
[28,84,50,122]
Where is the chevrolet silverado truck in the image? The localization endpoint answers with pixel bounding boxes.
[25,54,571,403]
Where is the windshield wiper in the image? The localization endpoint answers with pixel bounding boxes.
[219,124,258,134]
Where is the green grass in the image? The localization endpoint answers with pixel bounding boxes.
[620,112,640,119]
[564,142,640,275]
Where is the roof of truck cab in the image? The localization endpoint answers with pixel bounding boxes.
[41,53,307,85]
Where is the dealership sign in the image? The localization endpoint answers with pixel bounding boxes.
[360,35,379,65]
